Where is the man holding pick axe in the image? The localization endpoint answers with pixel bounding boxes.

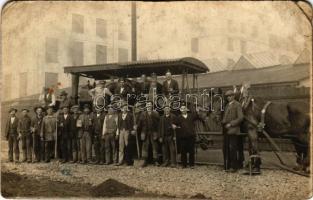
[159,105,177,168]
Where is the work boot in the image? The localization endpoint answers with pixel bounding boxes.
[140,161,148,168]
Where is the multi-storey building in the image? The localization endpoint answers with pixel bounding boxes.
[2,1,132,101]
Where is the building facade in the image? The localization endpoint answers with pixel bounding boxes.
[2,1,132,101]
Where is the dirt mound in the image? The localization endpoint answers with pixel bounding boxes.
[91,178,138,197]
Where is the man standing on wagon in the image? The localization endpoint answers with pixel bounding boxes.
[222,90,244,173]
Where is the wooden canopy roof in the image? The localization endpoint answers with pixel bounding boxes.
[64,57,209,80]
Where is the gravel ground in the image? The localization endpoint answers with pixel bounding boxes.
[1,160,311,199]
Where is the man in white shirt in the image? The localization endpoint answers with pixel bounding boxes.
[89,80,112,109]
[39,87,56,108]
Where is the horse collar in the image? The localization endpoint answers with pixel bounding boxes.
[258,101,271,132]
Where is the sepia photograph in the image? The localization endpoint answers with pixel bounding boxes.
[1,1,312,199]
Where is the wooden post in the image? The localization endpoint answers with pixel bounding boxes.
[72,74,79,104]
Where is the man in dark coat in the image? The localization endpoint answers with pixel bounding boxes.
[172,103,201,168]
[159,105,177,167]
[59,91,74,111]
[78,104,94,164]
[222,90,244,172]
[71,105,81,163]
[18,108,32,163]
[31,106,45,162]
[116,104,135,165]
[41,106,57,162]
[92,107,106,164]
[138,101,160,167]
[162,70,179,97]
[114,78,133,101]
[5,108,19,162]
[57,106,73,163]
[139,74,150,95]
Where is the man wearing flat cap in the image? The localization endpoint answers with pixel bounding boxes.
[222,90,244,173]
[71,105,81,163]
[5,108,19,162]
[77,104,94,164]
[18,108,32,162]
[41,106,57,162]
[159,105,177,167]
[31,106,45,162]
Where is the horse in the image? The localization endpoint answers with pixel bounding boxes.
[239,86,310,172]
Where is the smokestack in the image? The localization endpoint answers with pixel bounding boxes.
[131,1,137,61]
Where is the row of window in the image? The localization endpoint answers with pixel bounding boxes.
[72,13,128,41]
[46,37,129,65]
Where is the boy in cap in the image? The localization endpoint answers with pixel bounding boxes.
[222,90,244,173]
[102,104,118,165]
[71,105,81,163]
[159,105,177,167]
[41,106,57,162]
[78,104,94,164]
[57,106,73,163]
[31,106,45,162]
[18,108,32,162]
[5,108,19,162]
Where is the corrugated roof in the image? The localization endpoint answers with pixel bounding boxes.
[202,58,225,72]
[167,63,309,88]
[64,57,208,79]
[294,48,310,64]
[242,52,280,68]
[231,56,256,70]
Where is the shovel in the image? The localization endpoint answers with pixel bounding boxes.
[132,108,145,167]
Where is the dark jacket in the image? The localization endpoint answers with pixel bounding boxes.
[78,113,94,137]
[173,113,199,138]
[139,111,160,133]
[71,113,80,139]
[5,116,19,139]
[159,113,176,138]
[222,100,244,135]
[31,115,44,136]
[58,114,73,138]
[18,115,32,136]
[114,84,133,99]
[92,113,105,135]
[117,112,134,131]
[162,79,179,96]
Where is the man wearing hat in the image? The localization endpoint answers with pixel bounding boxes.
[159,105,177,167]
[5,108,19,162]
[71,105,81,163]
[57,106,73,163]
[222,90,244,173]
[18,108,32,162]
[59,91,73,111]
[41,106,57,162]
[138,101,160,167]
[39,87,56,109]
[162,70,179,98]
[92,107,106,164]
[116,103,135,165]
[114,78,132,101]
[78,104,94,164]
[88,80,113,109]
[172,102,202,169]
[102,104,118,165]
[31,106,45,162]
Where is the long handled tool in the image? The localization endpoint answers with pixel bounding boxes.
[132,107,145,167]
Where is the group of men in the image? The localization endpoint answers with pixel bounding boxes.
[5,70,245,172]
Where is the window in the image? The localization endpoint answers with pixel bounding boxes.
[45,72,58,88]
[227,37,234,52]
[118,48,128,62]
[4,74,11,99]
[72,14,84,33]
[96,18,107,39]
[45,37,58,63]
[96,45,107,64]
[19,72,27,97]
[118,23,128,41]
[240,40,247,54]
[191,38,199,53]
[69,41,84,65]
